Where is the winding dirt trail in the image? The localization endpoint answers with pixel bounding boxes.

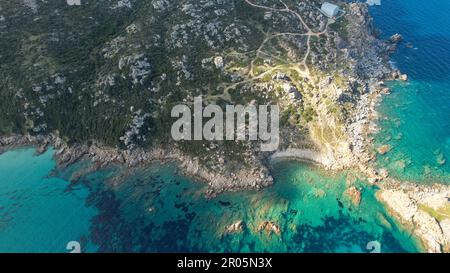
[208,0,333,102]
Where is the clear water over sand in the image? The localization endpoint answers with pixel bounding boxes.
[0,149,421,252]
[1,1,448,252]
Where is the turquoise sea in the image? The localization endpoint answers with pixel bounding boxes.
[0,148,98,252]
[370,0,450,184]
[0,148,422,252]
[0,1,448,252]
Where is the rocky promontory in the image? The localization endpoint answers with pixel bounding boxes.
[1,0,446,254]
[0,133,273,197]
[378,181,450,253]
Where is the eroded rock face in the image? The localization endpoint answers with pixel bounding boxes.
[378,183,450,253]
[413,210,446,253]
[441,219,450,246]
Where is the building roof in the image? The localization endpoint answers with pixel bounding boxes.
[321,2,339,18]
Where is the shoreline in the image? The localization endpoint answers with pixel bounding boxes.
[376,180,450,253]
[1,132,449,252]
[0,2,397,191]
[0,2,448,253]
[0,134,274,198]
[270,148,331,166]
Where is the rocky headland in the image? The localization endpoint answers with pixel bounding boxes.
[0,134,273,197]
[378,180,450,253]
[0,1,448,253]
[0,2,400,195]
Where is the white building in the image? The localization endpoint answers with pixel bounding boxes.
[67,0,81,6]
[321,2,339,18]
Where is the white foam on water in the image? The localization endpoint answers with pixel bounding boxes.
[367,0,381,6]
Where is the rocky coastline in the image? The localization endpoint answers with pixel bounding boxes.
[0,2,399,188]
[377,180,450,253]
[0,134,273,197]
[0,2,448,253]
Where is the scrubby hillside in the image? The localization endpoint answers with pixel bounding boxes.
[0,0,395,188]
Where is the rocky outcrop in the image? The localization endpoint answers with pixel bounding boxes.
[399,74,408,81]
[389,33,403,44]
[376,144,391,155]
[378,182,450,253]
[346,3,394,80]
[224,220,245,234]
[181,156,273,197]
[345,186,362,206]
[257,221,281,236]
[0,134,273,197]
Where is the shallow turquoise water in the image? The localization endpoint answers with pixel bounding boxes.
[369,0,450,183]
[0,148,98,252]
[2,0,448,253]
[0,149,422,252]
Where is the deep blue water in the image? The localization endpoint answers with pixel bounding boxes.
[369,0,450,183]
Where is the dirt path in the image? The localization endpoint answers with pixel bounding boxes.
[208,0,334,102]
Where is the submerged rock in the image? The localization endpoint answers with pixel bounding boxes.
[377,144,391,155]
[224,220,245,234]
[436,153,446,166]
[345,186,362,206]
[257,221,281,236]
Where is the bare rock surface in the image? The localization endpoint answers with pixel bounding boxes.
[378,182,450,252]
